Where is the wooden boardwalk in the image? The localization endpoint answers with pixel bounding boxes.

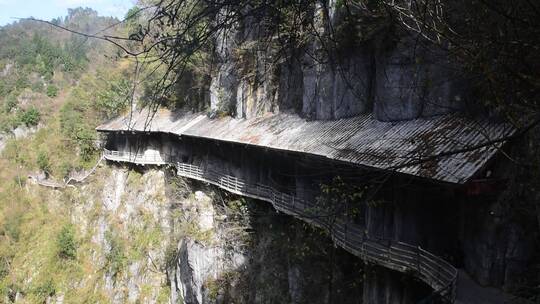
[103,149,458,303]
[30,156,103,189]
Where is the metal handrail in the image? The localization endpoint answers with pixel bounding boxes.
[102,149,458,303]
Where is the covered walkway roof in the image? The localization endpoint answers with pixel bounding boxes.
[96,108,514,184]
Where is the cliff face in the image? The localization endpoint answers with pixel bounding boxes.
[69,167,171,303]
[208,2,464,122]
[31,165,378,304]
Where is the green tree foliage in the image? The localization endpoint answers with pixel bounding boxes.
[0,8,116,104]
[125,6,141,33]
[3,213,22,241]
[46,85,58,98]
[77,127,97,162]
[56,224,77,260]
[0,26,90,78]
[14,75,29,90]
[96,77,130,119]
[0,7,140,302]
[59,67,131,161]
[60,92,97,162]
[0,80,6,97]
[36,151,50,173]
[317,176,374,223]
[19,107,40,126]
[61,35,88,73]
[105,231,126,279]
[0,20,91,134]
[18,34,65,78]
[33,279,55,299]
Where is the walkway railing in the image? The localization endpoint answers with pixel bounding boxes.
[31,156,104,189]
[102,149,166,165]
[103,149,458,303]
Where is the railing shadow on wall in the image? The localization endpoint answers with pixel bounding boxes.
[103,149,458,303]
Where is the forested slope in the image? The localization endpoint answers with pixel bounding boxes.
[0,8,137,302]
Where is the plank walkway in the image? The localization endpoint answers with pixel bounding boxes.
[66,156,104,184]
[103,149,458,303]
[30,156,103,189]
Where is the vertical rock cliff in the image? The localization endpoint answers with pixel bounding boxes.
[207,0,464,122]
[42,164,380,303]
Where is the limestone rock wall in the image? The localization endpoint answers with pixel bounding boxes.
[363,265,430,304]
[208,1,464,121]
[459,195,536,289]
[69,167,171,303]
[164,177,370,304]
[63,162,373,304]
[373,35,465,121]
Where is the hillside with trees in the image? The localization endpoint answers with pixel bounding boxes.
[0,8,138,302]
[0,7,132,173]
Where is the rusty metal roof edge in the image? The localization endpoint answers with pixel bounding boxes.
[95,109,515,184]
[183,131,492,185]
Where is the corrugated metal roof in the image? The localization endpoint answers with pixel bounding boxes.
[97,109,515,184]
[96,108,203,134]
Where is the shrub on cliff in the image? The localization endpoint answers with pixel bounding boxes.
[57,224,77,260]
[36,151,51,173]
[20,107,40,126]
[46,85,58,98]
[105,231,126,279]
